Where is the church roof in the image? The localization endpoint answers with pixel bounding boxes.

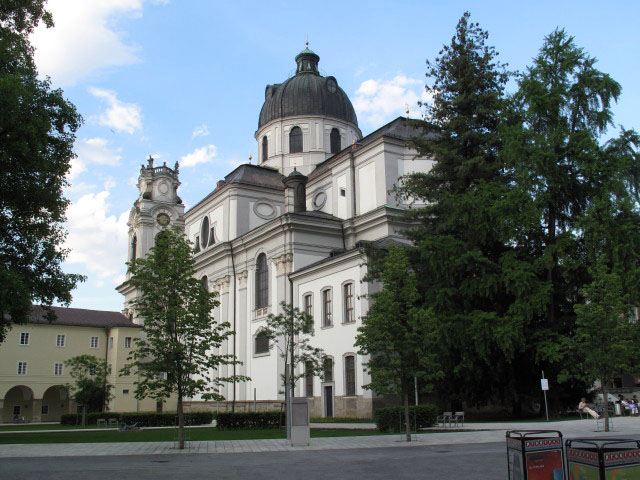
[18,305,140,328]
[186,164,284,215]
[308,117,428,181]
[258,48,358,129]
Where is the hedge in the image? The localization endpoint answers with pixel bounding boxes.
[216,411,284,430]
[60,411,215,427]
[374,404,437,432]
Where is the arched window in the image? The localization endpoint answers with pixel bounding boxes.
[343,282,354,323]
[201,216,210,249]
[201,275,208,292]
[305,361,314,397]
[322,288,332,327]
[130,235,137,260]
[254,329,269,355]
[255,253,268,309]
[262,136,268,162]
[330,128,341,154]
[289,126,302,153]
[345,355,356,396]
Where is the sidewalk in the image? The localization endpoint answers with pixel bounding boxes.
[0,417,638,458]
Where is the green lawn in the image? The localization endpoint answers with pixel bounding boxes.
[0,427,389,445]
[0,424,121,432]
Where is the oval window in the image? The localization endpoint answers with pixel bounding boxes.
[201,216,209,249]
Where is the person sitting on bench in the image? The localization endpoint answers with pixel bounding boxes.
[578,398,600,419]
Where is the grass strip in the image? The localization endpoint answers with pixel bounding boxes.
[0,427,391,445]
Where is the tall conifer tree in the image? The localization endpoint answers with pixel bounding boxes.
[397,12,517,409]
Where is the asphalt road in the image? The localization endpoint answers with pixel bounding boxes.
[0,442,506,480]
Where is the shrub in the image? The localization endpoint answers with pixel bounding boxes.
[374,404,437,432]
[216,411,284,430]
[60,411,215,427]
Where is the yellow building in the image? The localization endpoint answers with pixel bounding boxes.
[0,306,170,423]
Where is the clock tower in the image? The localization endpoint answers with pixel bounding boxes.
[117,156,185,323]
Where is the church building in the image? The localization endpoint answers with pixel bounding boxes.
[117,46,432,418]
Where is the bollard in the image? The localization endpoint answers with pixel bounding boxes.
[566,438,640,479]
[507,430,565,479]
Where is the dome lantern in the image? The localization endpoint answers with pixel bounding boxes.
[295,43,320,75]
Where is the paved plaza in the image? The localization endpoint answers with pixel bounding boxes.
[1,417,639,458]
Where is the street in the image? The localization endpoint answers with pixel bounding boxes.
[0,442,506,480]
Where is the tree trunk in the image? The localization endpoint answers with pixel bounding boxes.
[602,382,609,432]
[404,393,411,442]
[177,395,185,449]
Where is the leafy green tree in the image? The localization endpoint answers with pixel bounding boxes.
[0,0,84,342]
[356,245,442,442]
[398,12,518,410]
[126,228,245,449]
[501,29,640,409]
[261,302,326,396]
[65,355,113,425]
[573,260,640,431]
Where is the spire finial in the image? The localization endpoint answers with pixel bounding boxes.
[248,154,252,164]
[405,103,410,116]
[305,39,309,48]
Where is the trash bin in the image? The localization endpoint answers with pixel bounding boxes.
[507,430,565,480]
[566,438,640,479]
[614,403,622,416]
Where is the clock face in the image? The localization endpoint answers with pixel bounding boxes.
[156,213,170,227]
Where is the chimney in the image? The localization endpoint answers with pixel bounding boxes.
[282,169,308,213]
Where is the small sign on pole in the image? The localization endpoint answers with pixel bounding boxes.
[541,371,549,421]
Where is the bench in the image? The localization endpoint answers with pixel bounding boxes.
[437,411,452,427]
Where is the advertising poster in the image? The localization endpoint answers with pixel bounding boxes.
[526,450,563,480]
[568,462,600,480]
[605,464,640,479]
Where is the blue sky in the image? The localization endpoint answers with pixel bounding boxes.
[30,0,640,312]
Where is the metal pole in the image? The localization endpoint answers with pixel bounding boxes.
[414,376,418,406]
[254,388,257,412]
[542,370,549,421]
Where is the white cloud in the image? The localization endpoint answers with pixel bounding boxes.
[30,0,144,86]
[90,88,142,134]
[68,137,122,182]
[353,75,428,127]
[191,124,210,139]
[64,190,129,285]
[180,145,217,167]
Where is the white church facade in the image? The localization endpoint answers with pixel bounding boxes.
[117,46,432,418]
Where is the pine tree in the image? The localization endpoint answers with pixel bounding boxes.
[501,30,640,407]
[398,12,518,410]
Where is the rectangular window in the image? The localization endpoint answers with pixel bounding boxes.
[123,389,130,395]
[90,336,99,349]
[345,356,356,396]
[322,289,332,327]
[109,337,113,348]
[323,357,333,382]
[41,405,49,415]
[124,337,132,348]
[56,334,65,347]
[122,364,131,376]
[17,361,28,375]
[19,332,29,345]
[13,405,21,416]
[305,361,314,397]
[304,294,312,317]
[54,363,63,376]
[343,283,354,323]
